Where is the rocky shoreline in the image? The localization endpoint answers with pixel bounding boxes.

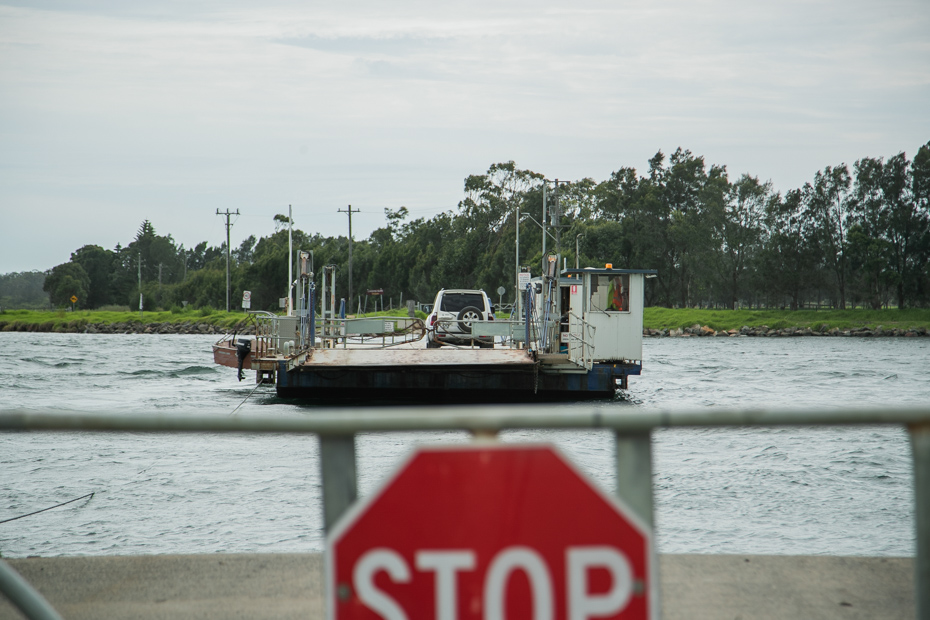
[645,324,929,338]
[1,321,255,335]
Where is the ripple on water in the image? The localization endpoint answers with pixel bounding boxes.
[0,334,925,557]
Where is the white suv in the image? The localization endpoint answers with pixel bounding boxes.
[426,289,495,348]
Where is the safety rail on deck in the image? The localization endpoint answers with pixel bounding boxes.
[318,316,427,348]
[566,310,597,370]
[1,406,929,620]
[446,318,538,347]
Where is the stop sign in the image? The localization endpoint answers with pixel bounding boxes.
[326,443,653,620]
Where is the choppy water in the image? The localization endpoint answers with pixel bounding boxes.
[2,333,927,558]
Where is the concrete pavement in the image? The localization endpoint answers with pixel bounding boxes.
[0,553,916,620]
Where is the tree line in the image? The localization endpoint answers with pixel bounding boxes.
[5,141,929,312]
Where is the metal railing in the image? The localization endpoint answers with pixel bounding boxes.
[1,405,928,620]
[320,316,426,348]
[566,310,597,370]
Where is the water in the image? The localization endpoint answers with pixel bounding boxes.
[2,333,927,558]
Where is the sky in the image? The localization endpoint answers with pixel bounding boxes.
[1,0,928,274]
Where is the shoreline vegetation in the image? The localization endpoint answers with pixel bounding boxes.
[2,307,929,337]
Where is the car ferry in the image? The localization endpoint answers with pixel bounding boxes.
[213,264,656,403]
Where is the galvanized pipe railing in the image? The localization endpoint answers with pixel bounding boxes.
[2,405,929,620]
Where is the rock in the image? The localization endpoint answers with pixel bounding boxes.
[700,325,715,336]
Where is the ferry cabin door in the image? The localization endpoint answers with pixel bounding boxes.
[567,279,586,365]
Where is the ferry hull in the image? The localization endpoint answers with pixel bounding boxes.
[274,359,641,403]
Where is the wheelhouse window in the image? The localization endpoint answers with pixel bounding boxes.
[589,274,630,313]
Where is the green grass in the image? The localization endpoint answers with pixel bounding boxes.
[643,307,930,332]
[4,307,929,333]
[0,308,253,331]
[353,308,428,320]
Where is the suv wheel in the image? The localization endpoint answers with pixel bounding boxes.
[457,306,482,333]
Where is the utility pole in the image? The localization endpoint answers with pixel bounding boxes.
[337,205,359,308]
[138,251,143,319]
[216,208,239,312]
[288,205,294,316]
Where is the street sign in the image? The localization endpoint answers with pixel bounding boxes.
[518,271,531,290]
[327,444,653,620]
[70,295,77,304]
[242,290,251,310]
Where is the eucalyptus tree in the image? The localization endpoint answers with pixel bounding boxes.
[851,146,930,308]
[659,148,727,307]
[593,165,665,301]
[455,161,546,293]
[718,174,770,309]
[851,154,900,307]
[805,165,855,308]
[913,142,930,305]
[759,189,819,309]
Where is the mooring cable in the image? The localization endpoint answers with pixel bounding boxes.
[230,381,267,416]
[0,492,95,525]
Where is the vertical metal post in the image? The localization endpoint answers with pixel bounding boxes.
[515,203,521,320]
[308,283,316,348]
[542,184,547,276]
[0,559,64,620]
[288,205,293,316]
[319,434,358,533]
[614,431,654,529]
[911,422,930,620]
[524,284,532,349]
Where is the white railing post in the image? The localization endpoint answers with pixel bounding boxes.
[910,422,930,620]
[614,431,654,529]
[0,560,64,620]
[319,434,358,533]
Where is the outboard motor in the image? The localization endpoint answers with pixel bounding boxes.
[236,338,252,382]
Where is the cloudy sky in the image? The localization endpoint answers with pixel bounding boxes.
[1,0,928,273]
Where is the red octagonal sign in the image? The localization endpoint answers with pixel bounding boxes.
[326,443,654,619]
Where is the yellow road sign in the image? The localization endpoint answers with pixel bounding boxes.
[70,295,78,303]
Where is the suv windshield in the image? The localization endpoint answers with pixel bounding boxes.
[440,292,485,313]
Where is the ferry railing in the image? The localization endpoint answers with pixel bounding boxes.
[251,312,283,358]
[442,318,536,348]
[1,406,929,620]
[566,310,597,370]
[317,316,426,348]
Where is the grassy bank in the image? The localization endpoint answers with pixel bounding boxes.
[0,308,252,332]
[643,307,930,332]
[0,307,428,332]
[3,307,929,334]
